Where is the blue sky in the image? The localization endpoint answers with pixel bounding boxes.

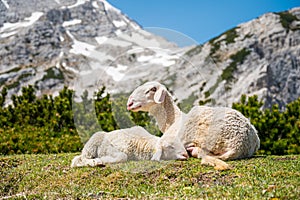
[108,0,300,46]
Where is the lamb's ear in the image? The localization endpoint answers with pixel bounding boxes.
[154,87,166,103]
[151,146,163,161]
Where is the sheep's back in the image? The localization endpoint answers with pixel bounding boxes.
[182,106,259,158]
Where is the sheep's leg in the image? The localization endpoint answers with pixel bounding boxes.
[201,155,230,170]
[217,149,237,160]
[186,145,230,170]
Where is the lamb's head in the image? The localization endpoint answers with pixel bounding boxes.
[151,136,189,161]
[127,81,168,112]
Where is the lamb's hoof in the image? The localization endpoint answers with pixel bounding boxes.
[94,158,105,167]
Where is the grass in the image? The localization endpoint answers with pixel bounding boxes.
[1,154,299,199]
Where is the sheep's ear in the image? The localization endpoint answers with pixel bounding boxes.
[151,147,163,161]
[154,87,166,103]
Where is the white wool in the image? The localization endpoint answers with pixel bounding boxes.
[127,81,260,169]
[71,126,188,167]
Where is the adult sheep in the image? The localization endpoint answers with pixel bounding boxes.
[71,126,188,167]
[127,81,260,170]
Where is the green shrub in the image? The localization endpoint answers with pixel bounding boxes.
[0,85,160,155]
[209,27,238,58]
[221,48,250,82]
[277,11,299,30]
[232,95,300,155]
[0,86,118,154]
[0,125,82,155]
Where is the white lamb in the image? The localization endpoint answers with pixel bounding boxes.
[127,81,260,170]
[71,126,188,167]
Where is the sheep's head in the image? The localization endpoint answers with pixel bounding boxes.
[127,81,168,112]
[151,136,189,161]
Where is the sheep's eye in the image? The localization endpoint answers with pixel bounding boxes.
[145,87,157,94]
[150,87,157,92]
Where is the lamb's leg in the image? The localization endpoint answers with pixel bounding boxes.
[71,155,105,167]
[186,145,230,170]
[72,152,128,167]
[84,158,105,167]
[98,152,128,164]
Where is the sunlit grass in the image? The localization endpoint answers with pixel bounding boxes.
[1,154,299,199]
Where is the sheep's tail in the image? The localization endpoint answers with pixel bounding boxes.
[251,124,260,153]
[243,124,260,158]
[201,155,230,170]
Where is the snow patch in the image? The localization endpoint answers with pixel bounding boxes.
[66,31,96,57]
[62,62,79,74]
[54,0,60,4]
[95,36,108,44]
[127,48,145,54]
[62,19,82,27]
[1,0,9,9]
[118,32,160,48]
[113,20,127,28]
[121,15,140,30]
[70,39,96,57]
[106,64,128,81]
[59,35,65,42]
[92,1,99,8]
[104,38,132,47]
[67,31,113,61]
[137,50,178,67]
[68,0,88,9]
[0,12,44,38]
[115,29,122,36]
[1,31,18,38]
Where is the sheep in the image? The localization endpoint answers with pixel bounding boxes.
[127,81,260,170]
[71,126,188,167]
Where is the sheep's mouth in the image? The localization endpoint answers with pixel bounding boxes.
[131,105,142,110]
[127,104,142,111]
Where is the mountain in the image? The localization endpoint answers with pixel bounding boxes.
[182,7,300,109]
[0,0,179,100]
[0,0,299,109]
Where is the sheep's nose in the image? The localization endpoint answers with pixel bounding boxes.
[127,101,134,110]
[127,101,133,107]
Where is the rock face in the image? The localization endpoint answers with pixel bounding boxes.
[184,8,300,109]
[0,0,299,109]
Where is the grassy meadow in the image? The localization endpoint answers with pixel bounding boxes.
[1,153,299,199]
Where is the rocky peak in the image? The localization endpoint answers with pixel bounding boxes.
[184,7,300,109]
[0,1,299,109]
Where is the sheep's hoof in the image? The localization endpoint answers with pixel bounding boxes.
[214,163,231,171]
[201,156,232,171]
